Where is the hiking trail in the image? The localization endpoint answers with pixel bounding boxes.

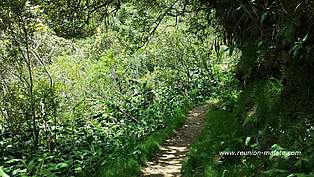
[141,104,209,177]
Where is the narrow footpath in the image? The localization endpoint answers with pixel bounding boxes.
[141,104,209,177]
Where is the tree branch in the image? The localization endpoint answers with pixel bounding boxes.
[138,0,180,49]
[31,49,53,87]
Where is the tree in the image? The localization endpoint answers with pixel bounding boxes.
[0,0,56,148]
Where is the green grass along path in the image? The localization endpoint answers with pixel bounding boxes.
[140,104,209,177]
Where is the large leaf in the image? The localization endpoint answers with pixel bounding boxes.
[0,167,9,177]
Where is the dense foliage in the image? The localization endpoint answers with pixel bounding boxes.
[0,1,230,176]
[181,0,314,177]
[1,0,314,177]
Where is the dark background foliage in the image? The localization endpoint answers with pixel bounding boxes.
[0,0,313,176]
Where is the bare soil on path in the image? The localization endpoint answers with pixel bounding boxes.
[141,104,209,177]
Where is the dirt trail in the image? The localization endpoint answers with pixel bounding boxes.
[141,104,209,177]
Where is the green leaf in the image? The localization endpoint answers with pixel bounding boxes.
[245,137,251,146]
[5,159,22,164]
[12,168,27,175]
[302,34,309,42]
[261,11,268,23]
[271,144,284,151]
[55,162,69,170]
[263,169,287,175]
[0,167,10,177]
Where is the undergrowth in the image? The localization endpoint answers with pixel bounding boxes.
[98,103,191,177]
[183,77,314,177]
[182,108,240,177]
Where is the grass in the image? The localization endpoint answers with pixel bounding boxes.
[182,99,314,177]
[182,108,242,177]
[96,103,192,177]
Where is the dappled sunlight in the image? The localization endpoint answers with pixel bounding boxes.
[141,105,209,177]
[190,112,201,117]
[141,144,187,176]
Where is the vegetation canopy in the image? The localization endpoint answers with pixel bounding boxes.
[0,0,313,177]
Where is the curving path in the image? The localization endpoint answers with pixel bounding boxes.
[141,104,209,177]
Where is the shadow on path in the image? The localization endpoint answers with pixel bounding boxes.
[141,104,209,177]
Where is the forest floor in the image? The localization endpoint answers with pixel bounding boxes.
[141,104,209,177]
